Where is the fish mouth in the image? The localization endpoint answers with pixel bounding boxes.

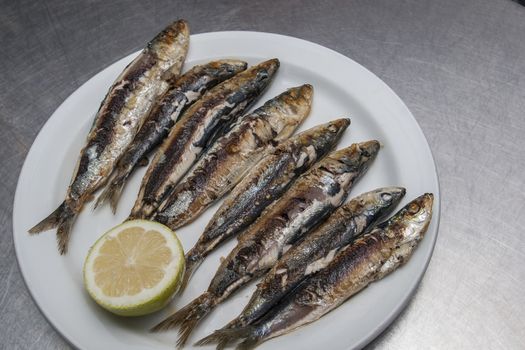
[326,118,351,137]
[358,140,381,157]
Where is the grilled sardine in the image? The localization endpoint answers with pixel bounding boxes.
[130,59,280,219]
[29,20,190,253]
[182,119,350,290]
[151,141,380,347]
[95,60,248,212]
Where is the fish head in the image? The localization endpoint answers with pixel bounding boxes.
[325,140,380,176]
[245,59,280,85]
[314,118,351,149]
[255,59,280,89]
[358,186,406,219]
[392,193,434,244]
[210,60,248,79]
[232,59,280,102]
[375,186,406,210]
[257,58,280,77]
[284,118,351,169]
[264,84,314,141]
[325,117,351,138]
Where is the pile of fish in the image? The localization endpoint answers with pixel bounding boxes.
[29,19,434,349]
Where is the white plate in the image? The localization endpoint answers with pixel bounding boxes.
[13,31,440,350]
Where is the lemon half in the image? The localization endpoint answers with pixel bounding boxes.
[83,220,185,316]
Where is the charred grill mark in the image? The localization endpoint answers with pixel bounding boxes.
[212,268,243,297]
[192,107,236,148]
[142,122,194,201]
[124,53,158,85]
[326,181,341,196]
[92,87,131,148]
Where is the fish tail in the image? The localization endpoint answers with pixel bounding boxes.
[28,202,68,234]
[94,174,127,214]
[195,326,252,348]
[151,292,215,347]
[56,210,77,255]
[178,250,204,294]
[28,201,77,255]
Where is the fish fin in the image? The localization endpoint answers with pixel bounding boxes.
[56,211,77,255]
[29,201,78,254]
[151,292,215,347]
[28,202,68,234]
[94,176,127,214]
[195,326,252,348]
[178,251,204,294]
[177,317,200,349]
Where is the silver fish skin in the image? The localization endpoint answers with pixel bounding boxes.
[28,20,190,254]
[154,84,313,230]
[95,60,247,212]
[130,59,280,219]
[182,119,350,290]
[200,186,406,341]
[215,193,433,350]
[151,141,380,347]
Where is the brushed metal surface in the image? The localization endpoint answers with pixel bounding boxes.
[1,0,524,349]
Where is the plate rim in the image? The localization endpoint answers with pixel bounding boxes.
[13,30,441,350]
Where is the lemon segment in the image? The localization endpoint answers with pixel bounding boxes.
[83,220,185,316]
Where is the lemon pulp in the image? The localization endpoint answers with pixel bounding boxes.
[83,220,185,316]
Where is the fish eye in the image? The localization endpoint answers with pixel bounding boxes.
[381,193,392,202]
[408,203,420,214]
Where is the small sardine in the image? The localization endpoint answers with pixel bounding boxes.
[151,141,380,347]
[154,84,313,230]
[95,60,248,212]
[29,20,190,253]
[207,194,433,350]
[130,59,280,219]
[182,119,350,291]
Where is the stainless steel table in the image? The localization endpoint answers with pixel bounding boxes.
[2,0,524,348]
